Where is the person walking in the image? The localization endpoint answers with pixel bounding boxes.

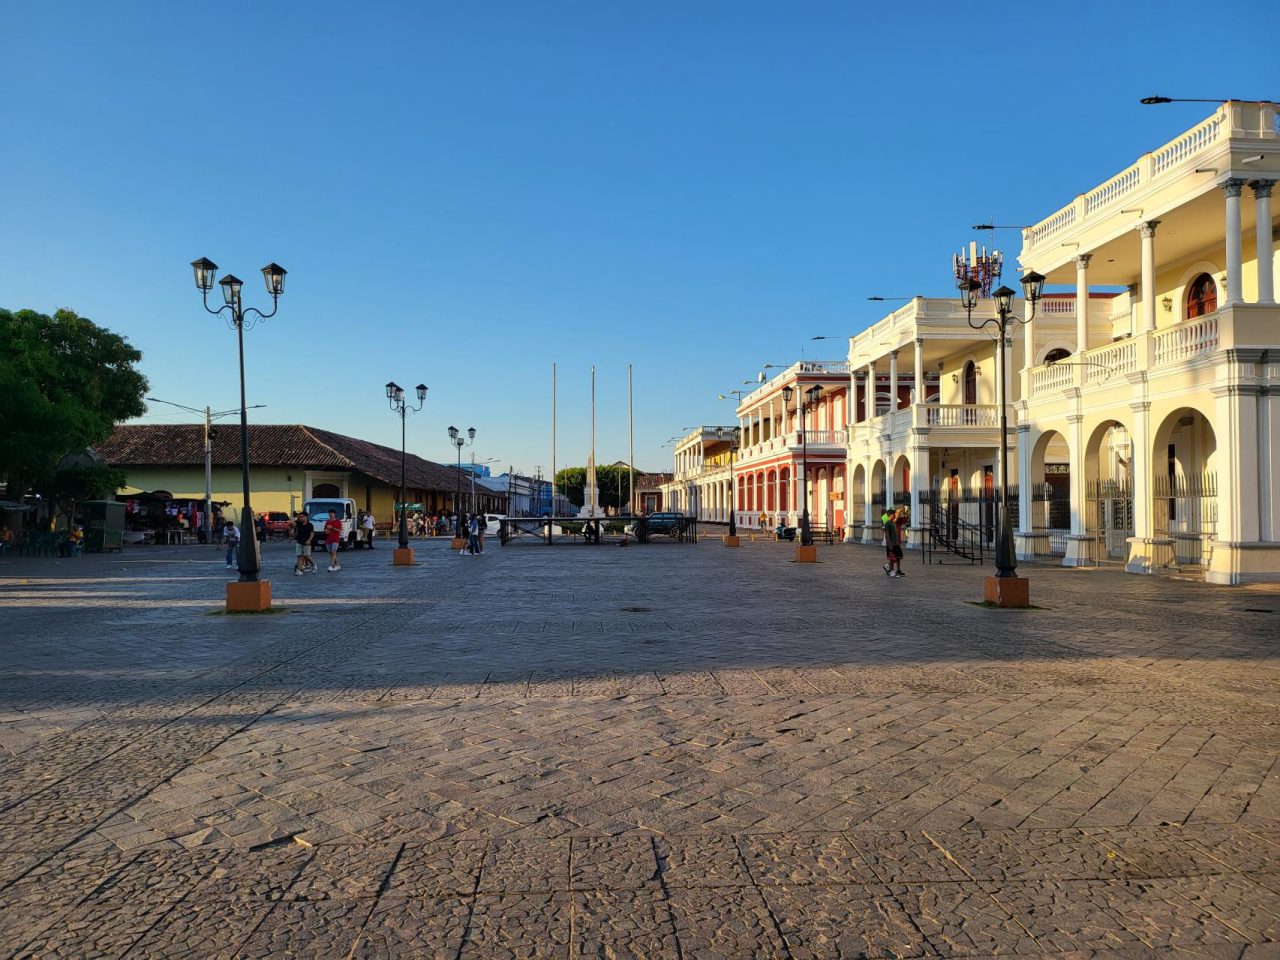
[893,507,909,577]
[361,510,376,549]
[467,513,481,556]
[223,520,239,569]
[323,509,343,572]
[293,511,316,575]
[475,513,486,554]
[882,508,903,578]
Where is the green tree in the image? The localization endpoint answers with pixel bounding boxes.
[554,465,633,512]
[48,465,129,527]
[0,307,148,499]
[555,467,585,507]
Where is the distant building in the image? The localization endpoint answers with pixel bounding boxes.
[636,471,673,515]
[97,424,503,526]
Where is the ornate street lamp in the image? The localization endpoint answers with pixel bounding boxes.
[386,381,427,561]
[957,271,1044,582]
[448,425,476,537]
[783,383,822,555]
[190,256,285,597]
[715,425,741,540]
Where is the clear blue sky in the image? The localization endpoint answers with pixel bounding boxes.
[4,1,1276,475]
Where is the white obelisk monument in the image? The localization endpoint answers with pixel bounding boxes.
[578,365,601,518]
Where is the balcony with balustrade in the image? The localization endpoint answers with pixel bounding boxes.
[1025,302,1278,408]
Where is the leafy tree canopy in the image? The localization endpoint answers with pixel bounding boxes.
[0,307,147,496]
[554,464,633,511]
[48,465,129,526]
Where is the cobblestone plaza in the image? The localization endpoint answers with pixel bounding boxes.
[2,540,1278,958]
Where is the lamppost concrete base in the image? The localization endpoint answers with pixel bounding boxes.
[795,545,818,563]
[393,547,415,566]
[983,575,1030,608]
[723,535,740,547]
[451,537,466,550]
[226,580,272,612]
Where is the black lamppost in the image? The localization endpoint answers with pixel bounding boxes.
[190,257,286,583]
[386,381,428,549]
[783,383,822,546]
[448,425,475,535]
[715,425,741,536]
[957,271,1045,578]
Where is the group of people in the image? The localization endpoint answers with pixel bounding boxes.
[882,506,909,578]
[220,510,347,574]
[458,512,487,555]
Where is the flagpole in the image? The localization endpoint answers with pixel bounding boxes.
[628,364,635,517]
[551,362,557,517]
[590,364,596,519]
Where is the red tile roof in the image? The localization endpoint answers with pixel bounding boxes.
[97,424,472,493]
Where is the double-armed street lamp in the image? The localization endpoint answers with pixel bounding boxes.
[714,425,741,543]
[190,257,285,602]
[448,425,476,536]
[386,381,428,561]
[957,271,1045,594]
[783,383,823,549]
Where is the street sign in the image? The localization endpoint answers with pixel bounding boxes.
[394,502,423,510]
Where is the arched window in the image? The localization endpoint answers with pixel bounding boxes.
[1185,273,1217,319]
[1044,348,1071,364]
[312,482,341,498]
[962,361,977,405]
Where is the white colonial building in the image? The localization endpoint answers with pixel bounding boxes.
[661,101,1279,583]
[663,426,736,522]
[1015,99,1279,584]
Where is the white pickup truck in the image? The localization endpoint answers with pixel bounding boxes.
[303,497,360,549]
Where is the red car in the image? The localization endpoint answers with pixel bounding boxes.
[263,511,292,538]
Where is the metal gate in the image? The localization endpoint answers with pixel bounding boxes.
[1029,481,1070,557]
[1152,472,1217,569]
[1085,480,1133,564]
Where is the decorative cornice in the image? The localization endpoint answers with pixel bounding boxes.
[1138,220,1161,239]
[1222,177,1248,198]
[1066,413,1084,424]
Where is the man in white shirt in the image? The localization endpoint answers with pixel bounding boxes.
[362,511,376,549]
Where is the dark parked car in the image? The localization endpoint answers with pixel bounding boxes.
[641,512,687,537]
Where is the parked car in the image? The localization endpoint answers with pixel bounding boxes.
[303,497,360,549]
[483,514,507,536]
[629,512,687,537]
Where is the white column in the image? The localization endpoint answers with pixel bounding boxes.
[1223,178,1246,305]
[1252,179,1275,304]
[1015,424,1034,560]
[1139,221,1160,333]
[888,351,899,411]
[912,338,924,404]
[1075,254,1091,353]
[907,444,925,549]
[1125,400,1155,575]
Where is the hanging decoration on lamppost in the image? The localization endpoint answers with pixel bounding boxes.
[190,257,286,612]
[952,240,1003,298]
[448,425,476,542]
[386,381,427,566]
[957,269,1044,606]
[715,425,741,547]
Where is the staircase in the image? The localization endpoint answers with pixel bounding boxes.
[922,503,986,565]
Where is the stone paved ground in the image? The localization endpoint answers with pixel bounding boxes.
[1,536,1278,959]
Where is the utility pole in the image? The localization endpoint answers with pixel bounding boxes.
[202,406,213,544]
